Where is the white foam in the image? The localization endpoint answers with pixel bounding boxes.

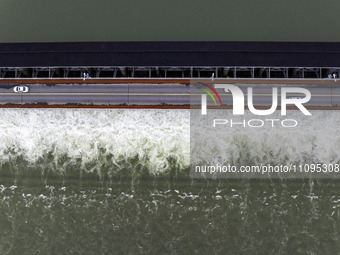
[191,110,340,167]
[0,109,190,174]
[2,109,340,177]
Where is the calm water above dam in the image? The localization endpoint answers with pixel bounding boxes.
[1,0,340,42]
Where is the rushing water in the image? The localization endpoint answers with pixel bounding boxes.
[0,109,340,254]
[0,109,190,181]
[191,109,340,179]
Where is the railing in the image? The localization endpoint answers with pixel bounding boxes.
[0,66,339,79]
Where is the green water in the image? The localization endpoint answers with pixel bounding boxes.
[1,0,340,43]
[1,178,339,254]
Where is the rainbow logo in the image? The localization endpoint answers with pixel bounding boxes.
[196,82,223,106]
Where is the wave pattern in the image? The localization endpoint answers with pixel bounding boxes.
[191,110,340,174]
[0,109,190,178]
[1,109,340,179]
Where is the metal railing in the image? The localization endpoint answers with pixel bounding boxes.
[0,66,339,79]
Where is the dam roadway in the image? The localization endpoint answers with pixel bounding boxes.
[0,78,340,109]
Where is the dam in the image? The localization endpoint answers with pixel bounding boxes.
[1,42,340,79]
[1,1,340,254]
[0,0,340,79]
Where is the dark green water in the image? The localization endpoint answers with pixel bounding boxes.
[1,0,340,42]
[1,176,340,254]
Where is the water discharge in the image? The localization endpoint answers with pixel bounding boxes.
[2,109,340,180]
[191,109,340,178]
[0,109,339,254]
[0,109,190,181]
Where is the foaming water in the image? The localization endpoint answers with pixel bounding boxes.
[191,110,340,177]
[0,109,190,178]
[1,109,340,179]
[1,109,340,254]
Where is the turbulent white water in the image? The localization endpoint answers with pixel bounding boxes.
[191,110,340,178]
[1,108,339,254]
[1,109,340,178]
[0,109,190,175]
